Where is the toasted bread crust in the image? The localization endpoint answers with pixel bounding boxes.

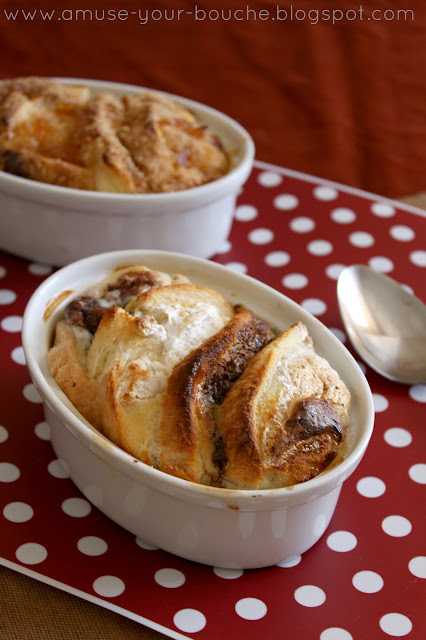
[216,322,351,489]
[158,305,275,483]
[47,319,102,430]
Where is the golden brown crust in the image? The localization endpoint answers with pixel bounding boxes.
[0,77,229,192]
[47,320,102,430]
[158,305,275,484]
[118,92,229,192]
[1,149,93,189]
[215,322,351,489]
[49,267,235,466]
[76,93,145,193]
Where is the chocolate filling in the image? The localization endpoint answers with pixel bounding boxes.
[64,270,162,333]
[286,397,343,442]
[64,296,106,334]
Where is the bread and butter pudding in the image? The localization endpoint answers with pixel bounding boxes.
[0,77,230,192]
[48,265,351,490]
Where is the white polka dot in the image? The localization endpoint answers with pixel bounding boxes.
[62,497,91,518]
[320,628,353,640]
[48,459,70,479]
[294,585,326,607]
[409,384,426,402]
[410,250,426,267]
[16,542,47,565]
[352,570,384,593]
[213,567,244,579]
[307,239,333,256]
[234,204,258,221]
[3,502,34,523]
[0,462,20,483]
[1,315,22,332]
[349,231,375,248]
[11,346,26,365]
[384,427,412,448]
[373,393,389,412]
[225,262,248,273]
[77,536,108,556]
[0,425,8,443]
[282,273,308,289]
[264,250,291,267]
[301,298,327,316]
[326,263,346,280]
[23,383,42,404]
[28,263,53,276]
[289,216,315,233]
[277,555,302,568]
[327,531,357,552]
[409,556,426,578]
[409,463,426,484]
[174,609,207,633]
[369,256,394,273]
[382,515,412,537]
[357,476,386,498]
[155,568,186,588]
[274,194,299,210]
[248,228,274,245]
[371,202,395,217]
[93,575,125,598]
[235,597,267,620]
[313,186,338,201]
[135,537,158,550]
[258,171,283,187]
[390,225,415,242]
[329,328,346,343]
[0,266,6,278]
[35,421,50,440]
[215,239,232,255]
[380,613,412,636]
[0,289,16,305]
[331,208,356,224]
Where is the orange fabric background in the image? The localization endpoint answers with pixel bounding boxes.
[0,0,425,198]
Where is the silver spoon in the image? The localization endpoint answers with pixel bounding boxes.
[337,265,426,384]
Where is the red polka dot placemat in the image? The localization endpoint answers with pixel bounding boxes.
[1,161,425,640]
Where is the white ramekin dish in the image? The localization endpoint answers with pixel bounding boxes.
[22,250,374,569]
[0,78,254,266]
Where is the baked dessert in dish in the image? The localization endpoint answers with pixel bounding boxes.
[0,77,230,192]
[48,265,351,489]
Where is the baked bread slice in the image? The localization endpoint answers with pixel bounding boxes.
[1,149,93,189]
[76,93,146,193]
[86,283,234,461]
[48,265,193,431]
[157,305,275,484]
[118,92,230,193]
[0,76,92,189]
[215,322,351,489]
[48,268,235,465]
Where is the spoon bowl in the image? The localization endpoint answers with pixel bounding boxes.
[337,265,426,384]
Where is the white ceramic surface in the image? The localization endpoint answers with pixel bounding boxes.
[22,250,375,568]
[0,79,254,266]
